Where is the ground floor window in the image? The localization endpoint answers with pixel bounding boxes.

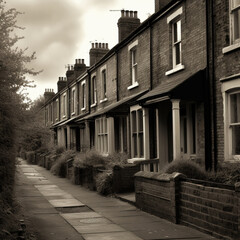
[180,103,196,158]
[96,117,108,153]
[229,92,240,157]
[131,105,144,158]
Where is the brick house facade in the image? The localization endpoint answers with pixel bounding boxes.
[43,0,238,171]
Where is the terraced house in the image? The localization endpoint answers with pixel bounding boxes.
[43,0,240,172]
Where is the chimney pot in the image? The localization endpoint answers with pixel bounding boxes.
[82,59,84,64]
[95,42,98,48]
[134,11,138,18]
[106,43,108,49]
[99,43,102,48]
[121,10,124,17]
[130,11,133,17]
[126,10,129,17]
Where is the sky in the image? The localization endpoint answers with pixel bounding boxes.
[6,0,154,102]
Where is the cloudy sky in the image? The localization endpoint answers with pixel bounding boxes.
[6,0,154,101]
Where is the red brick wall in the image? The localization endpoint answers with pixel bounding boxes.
[151,0,207,88]
[118,31,151,100]
[213,0,240,163]
[89,55,117,114]
[179,180,238,239]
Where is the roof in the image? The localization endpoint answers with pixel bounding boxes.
[138,69,206,104]
[76,90,148,122]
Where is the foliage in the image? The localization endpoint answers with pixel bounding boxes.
[26,151,35,164]
[73,149,128,169]
[96,171,113,195]
[164,159,207,180]
[207,162,240,185]
[50,150,76,178]
[0,0,39,236]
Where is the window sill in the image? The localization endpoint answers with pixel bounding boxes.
[165,64,185,76]
[127,158,145,164]
[222,41,240,54]
[81,107,86,111]
[127,82,139,90]
[91,103,97,108]
[100,98,108,103]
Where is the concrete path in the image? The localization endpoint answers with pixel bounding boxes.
[15,158,216,240]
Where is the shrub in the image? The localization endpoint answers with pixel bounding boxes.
[207,162,240,185]
[50,150,76,178]
[96,170,113,195]
[105,152,128,169]
[164,159,207,180]
[26,151,35,164]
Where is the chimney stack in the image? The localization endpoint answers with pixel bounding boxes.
[74,59,87,78]
[57,77,67,92]
[89,42,109,66]
[44,88,55,103]
[66,64,74,83]
[117,10,140,43]
[155,0,171,13]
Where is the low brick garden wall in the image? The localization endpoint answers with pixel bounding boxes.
[135,171,240,240]
[112,164,140,193]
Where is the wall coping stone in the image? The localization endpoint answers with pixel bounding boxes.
[134,171,186,182]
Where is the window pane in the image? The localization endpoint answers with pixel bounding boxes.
[230,93,240,123]
[139,132,144,157]
[138,109,143,132]
[132,49,136,64]
[175,43,181,65]
[232,125,240,154]
[133,134,137,157]
[132,111,137,132]
[233,9,240,40]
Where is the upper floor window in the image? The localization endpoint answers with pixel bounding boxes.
[91,76,97,106]
[71,88,76,115]
[61,93,67,118]
[127,40,139,90]
[102,69,107,100]
[81,80,86,110]
[173,20,181,67]
[55,99,59,121]
[166,7,185,75]
[231,0,240,43]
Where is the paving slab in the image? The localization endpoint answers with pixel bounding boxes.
[61,212,102,219]
[82,231,142,240]
[20,167,37,173]
[74,223,125,234]
[65,216,111,226]
[24,172,41,176]
[49,198,85,208]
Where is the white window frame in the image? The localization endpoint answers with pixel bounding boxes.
[222,77,240,161]
[100,66,108,103]
[130,105,144,160]
[55,99,59,121]
[61,93,67,119]
[127,40,139,90]
[81,80,86,111]
[95,117,108,154]
[71,87,76,115]
[166,7,185,76]
[91,74,97,107]
[223,0,240,53]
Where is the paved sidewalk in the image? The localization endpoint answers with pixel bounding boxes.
[15,158,216,240]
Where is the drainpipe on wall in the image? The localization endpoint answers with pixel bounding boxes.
[211,0,218,171]
[149,22,153,91]
[116,50,119,101]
